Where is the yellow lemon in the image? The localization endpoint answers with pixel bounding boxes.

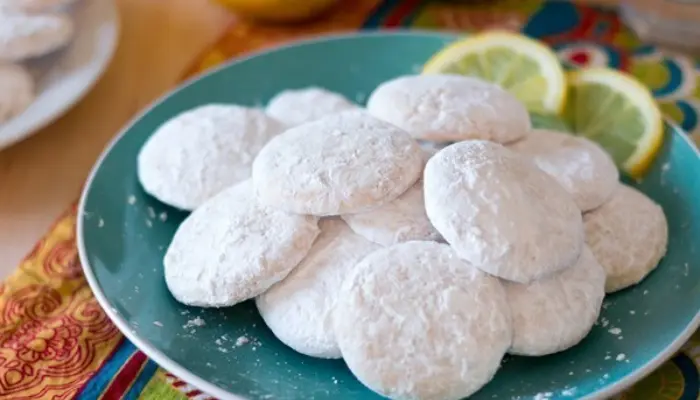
[422,31,567,114]
[566,68,664,178]
[215,0,337,23]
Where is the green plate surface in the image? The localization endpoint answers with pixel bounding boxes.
[78,32,700,400]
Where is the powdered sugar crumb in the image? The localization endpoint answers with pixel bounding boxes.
[153,321,163,327]
[562,387,577,397]
[629,310,636,315]
[97,218,104,228]
[616,353,626,361]
[159,212,168,222]
[127,195,136,205]
[235,336,250,347]
[147,207,156,219]
[183,316,205,329]
[608,327,621,335]
[145,219,152,228]
[534,392,553,400]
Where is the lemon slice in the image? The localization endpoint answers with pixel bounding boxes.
[422,31,566,114]
[566,68,663,178]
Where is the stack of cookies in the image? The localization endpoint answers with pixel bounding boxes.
[137,74,668,400]
[0,0,77,124]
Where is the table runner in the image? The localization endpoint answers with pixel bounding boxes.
[1,1,699,399]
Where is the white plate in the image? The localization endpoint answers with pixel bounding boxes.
[0,0,120,150]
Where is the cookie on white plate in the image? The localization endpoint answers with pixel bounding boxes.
[366,74,530,143]
[333,241,511,400]
[265,87,359,127]
[584,184,668,293]
[0,0,77,12]
[508,129,619,212]
[0,12,74,62]
[252,110,424,216]
[138,104,286,211]
[506,246,606,356]
[424,140,583,283]
[256,218,380,359]
[0,63,33,123]
[164,180,320,308]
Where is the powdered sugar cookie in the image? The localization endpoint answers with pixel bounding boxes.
[424,141,583,283]
[265,87,359,126]
[366,74,530,143]
[334,241,511,400]
[138,104,285,211]
[506,246,606,356]
[584,184,668,293]
[0,63,33,123]
[256,218,380,359]
[508,129,619,212]
[342,181,441,246]
[252,110,423,216]
[164,180,320,308]
[0,12,74,62]
[0,0,77,12]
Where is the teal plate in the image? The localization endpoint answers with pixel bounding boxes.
[78,32,700,400]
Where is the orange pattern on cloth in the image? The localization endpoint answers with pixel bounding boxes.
[0,207,122,399]
[185,0,381,78]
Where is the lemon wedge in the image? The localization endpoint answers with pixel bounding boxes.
[422,31,567,114]
[566,68,664,178]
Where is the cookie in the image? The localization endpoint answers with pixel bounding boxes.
[508,129,619,212]
[584,184,668,293]
[164,180,320,308]
[256,218,380,359]
[366,74,530,143]
[138,104,286,211]
[342,181,441,246]
[333,241,511,400]
[265,87,359,126]
[0,63,33,123]
[424,140,583,283]
[506,246,606,356]
[252,110,424,216]
[0,12,74,62]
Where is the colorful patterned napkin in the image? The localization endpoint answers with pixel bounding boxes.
[1,1,699,399]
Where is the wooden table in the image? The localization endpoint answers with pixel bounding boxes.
[0,0,232,277]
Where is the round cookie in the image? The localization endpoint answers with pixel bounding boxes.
[0,12,74,62]
[424,140,583,283]
[0,0,77,12]
[0,63,33,123]
[366,74,530,143]
[265,87,359,126]
[506,246,606,356]
[342,181,441,246]
[138,104,285,211]
[252,110,424,216]
[584,184,668,293]
[256,218,380,359]
[508,129,619,212]
[333,241,511,400]
[164,180,320,308]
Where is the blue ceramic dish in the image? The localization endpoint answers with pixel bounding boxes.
[78,32,700,400]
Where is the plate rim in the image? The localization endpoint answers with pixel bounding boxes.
[0,0,121,150]
[77,30,700,400]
